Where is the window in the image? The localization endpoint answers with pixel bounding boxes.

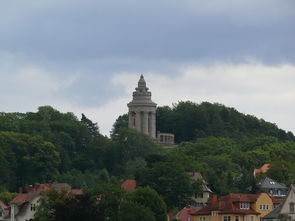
[223,216,231,221]
[259,205,269,210]
[30,203,36,211]
[290,202,295,213]
[200,217,206,221]
[244,216,248,221]
[240,202,250,209]
[235,216,240,221]
[211,211,219,216]
[197,193,204,198]
[250,216,254,221]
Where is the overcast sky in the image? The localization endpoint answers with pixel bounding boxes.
[1,0,295,136]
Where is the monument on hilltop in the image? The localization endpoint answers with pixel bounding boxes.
[128,75,174,145]
[127,75,157,139]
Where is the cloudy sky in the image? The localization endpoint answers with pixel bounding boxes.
[1,0,295,136]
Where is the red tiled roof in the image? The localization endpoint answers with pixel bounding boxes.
[219,193,260,202]
[268,194,283,204]
[121,179,136,191]
[71,189,83,195]
[10,192,38,205]
[11,183,82,205]
[177,206,201,221]
[192,194,261,216]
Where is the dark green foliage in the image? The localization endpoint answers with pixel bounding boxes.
[111,114,128,137]
[127,187,167,221]
[156,101,295,143]
[0,106,109,190]
[35,183,166,221]
[0,191,18,204]
[2,102,295,213]
[0,131,60,190]
[107,128,159,178]
[136,161,194,210]
[119,201,155,221]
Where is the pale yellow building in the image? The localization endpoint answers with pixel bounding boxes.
[191,193,275,221]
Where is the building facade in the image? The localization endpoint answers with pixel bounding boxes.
[127,75,157,139]
[257,177,287,198]
[263,185,295,221]
[191,193,275,221]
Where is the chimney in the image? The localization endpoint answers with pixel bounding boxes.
[211,194,218,204]
[28,185,34,193]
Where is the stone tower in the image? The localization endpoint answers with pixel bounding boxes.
[127,75,157,139]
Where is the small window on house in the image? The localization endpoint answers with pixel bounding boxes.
[240,202,250,209]
[211,211,219,216]
[199,217,206,221]
[223,216,231,221]
[30,203,36,211]
[244,216,248,221]
[250,216,254,221]
[290,202,295,213]
[235,216,240,221]
[197,193,204,198]
[260,205,269,210]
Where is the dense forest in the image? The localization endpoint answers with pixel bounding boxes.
[1,102,295,212]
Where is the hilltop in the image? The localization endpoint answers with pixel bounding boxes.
[1,102,295,209]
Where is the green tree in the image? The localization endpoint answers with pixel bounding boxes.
[127,187,167,221]
[136,162,193,209]
[111,114,128,137]
[119,201,155,221]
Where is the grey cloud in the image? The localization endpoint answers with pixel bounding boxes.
[0,0,294,64]
[0,0,294,112]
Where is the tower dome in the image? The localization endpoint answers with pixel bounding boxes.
[127,75,157,139]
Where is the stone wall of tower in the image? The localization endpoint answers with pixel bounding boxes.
[127,75,157,139]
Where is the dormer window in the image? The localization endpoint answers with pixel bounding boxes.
[240,202,250,209]
[270,181,275,185]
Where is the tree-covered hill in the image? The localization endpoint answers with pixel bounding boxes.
[156,101,295,143]
[0,106,160,191]
[1,103,295,211]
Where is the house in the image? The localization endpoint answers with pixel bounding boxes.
[263,185,295,221]
[191,193,274,221]
[121,179,137,191]
[175,206,201,221]
[188,172,213,207]
[257,177,287,198]
[10,183,82,221]
[0,200,9,221]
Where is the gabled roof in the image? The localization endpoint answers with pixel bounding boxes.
[192,194,261,216]
[121,179,136,191]
[0,200,9,217]
[176,206,201,221]
[257,177,287,189]
[219,193,260,202]
[11,183,82,205]
[10,192,39,205]
[188,172,213,193]
[262,204,282,219]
